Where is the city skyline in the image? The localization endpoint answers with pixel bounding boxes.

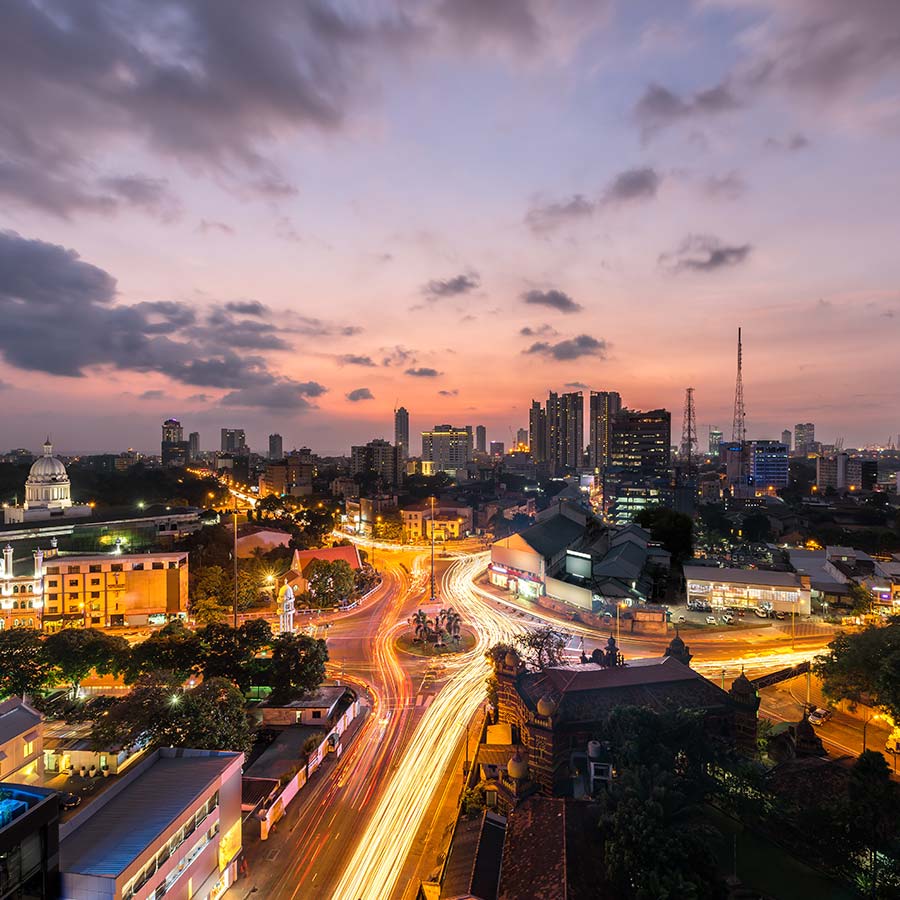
[2,1,899,453]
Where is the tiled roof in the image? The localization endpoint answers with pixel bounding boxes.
[291,545,361,571]
[518,515,584,559]
[0,698,42,746]
[498,798,566,900]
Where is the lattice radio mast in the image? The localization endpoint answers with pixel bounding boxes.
[681,387,697,476]
[731,327,746,444]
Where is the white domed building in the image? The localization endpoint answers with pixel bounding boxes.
[3,440,92,524]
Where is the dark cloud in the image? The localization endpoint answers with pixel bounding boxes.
[701,172,746,200]
[422,271,480,299]
[602,166,660,204]
[524,334,607,361]
[97,175,180,221]
[525,194,594,233]
[139,389,165,400]
[405,367,441,377]
[660,235,753,273]
[224,300,268,317]
[198,220,236,235]
[0,230,324,401]
[346,387,375,402]
[634,81,741,138]
[381,346,416,367]
[186,393,210,404]
[438,389,459,396]
[338,354,377,367]
[565,381,588,389]
[221,380,326,411]
[0,1,419,215]
[520,324,558,337]
[521,288,582,314]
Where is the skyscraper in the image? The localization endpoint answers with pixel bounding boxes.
[394,406,409,460]
[516,428,528,449]
[781,429,792,451]
[708,427,723,456]
[268,433,283,460]
[421,425,471,475]
[546,391,583,473]
[221,428,247,454]
[162,418,183,443]
[588,391,622,470]
[608,409,672,481]
[750,441,789,490]
[350,439,402,487]
[528,401,547,464]
[188,432,200,461]
[475,425,487,454]
[161,419,189,467]
[795,423,815,455]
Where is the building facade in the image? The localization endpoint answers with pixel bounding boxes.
[608,409,671,481]
[816,453,862,492]
[3,442,92,525]
[349,439,402,488]
[259,456,314,497]
[794,423,816,455]
[220,429,247,455]
[588,391,622,470]
[708,427,723,456]
[750,440,789,492]
[421,425,471,476]
[394,407,409,460]
[268,433,283,461]
[683,565,811,615]
[546,391,583,474]
[475,425,487,454]
[528,402,547,465]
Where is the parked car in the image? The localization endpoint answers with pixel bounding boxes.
[60,792,81,810]
[677,615,686,623]
[722,613,735,625]
[807,708,833,727]
[775,611,787,620]
[754,608,769,618]
[706,615,717,625]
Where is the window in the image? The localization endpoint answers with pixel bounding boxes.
[89,564,102,573]
[111,563,123,572]
[90,592,100,599]
[168,561,178,569]
[23,739,34,756]
[68,578,79,587]
[48,606,58,614]
[90,578,100,586]
[311,710,322,719]
[48,593,58,602]
[152,562,164,570]
[67,566,80,574]
[46,578,58,588]
[132,563,144,571]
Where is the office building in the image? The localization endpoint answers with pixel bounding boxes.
[421,425,471,476]
[516,428,528,449]
[188,431,200,461]
[588,391,622,470]
[475,425,487,454]
[528,402,547,464]
[394,406,409,460]
[161,418,183,444]
[781,429,792,451]
[59,748,243,900]
[750,441,789,492]
[220,428,247,455]
[259,455,314,497]
[544,391,583,474]
[817,453,862,492]
[708,427,722,456]
[608,409,671,481]
[268,433,283,460]
[490,441,505,458]
[162,418,190,467]
[350,439,403,487]
[794,423,816,455]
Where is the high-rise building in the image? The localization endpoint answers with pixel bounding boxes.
[528,401,547,464]
[475,425,487,454]
[161,419,189,467]
[794,423,815,455]
[268,433,283,460]
[394,406,409,460]
[516,427,528,449]
[781,429,792,451]
[351,438,402,487]
[708,427,723,456]
[750,441,789,491]
[421,425,471,475]
[608,409,671,481]
[188,432,200,461]
[490,441,505,458]
[588,391,622,470]
[221,428,247,455]
[816,453,862,492]
[546,391,583,473]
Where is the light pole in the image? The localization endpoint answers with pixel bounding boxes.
[232,503,238,628]
[429,496,436,603]
[862,711,883,753]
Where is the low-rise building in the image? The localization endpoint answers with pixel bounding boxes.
[400,501,473,542]
[59,747,243,900]
[0,697,44,784]
[682,565,811,615]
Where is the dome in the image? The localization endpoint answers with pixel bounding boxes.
[537,694,558,717]
[730,669,755,697]
[507,751,528,780]
[28,441,68,482]
[504,650,519,669]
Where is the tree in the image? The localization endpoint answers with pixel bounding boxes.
[305,559,355,608]
[197,623,258,692]
[814,621,900,722]
[178,677,253,756]
[515,626,567,670]
[741,513,772,544]
[190,564,230,613]
[0,629,53,699]
[122,623,202,684]
[192,594,228,626]
[848,582,874,616]
[239,618,273,653]
[635,506,694,562]
[265,633,329,705]
[45,628,129,698]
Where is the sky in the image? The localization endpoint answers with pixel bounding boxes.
[1,0,899,455]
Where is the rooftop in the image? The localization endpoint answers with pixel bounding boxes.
[0,697,42,747]
[516,514,585,559]
[498,797,567,900]
[59,749,240,879]
[263,684,348,711]
[291,544,361,572]
[244,725,326,782]
[682,565,803,588]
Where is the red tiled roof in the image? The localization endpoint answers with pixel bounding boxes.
[291,545,362,571]
[539,658,697,694]
[498,797,567,900]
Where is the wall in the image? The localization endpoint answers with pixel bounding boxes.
[544,576,592,611]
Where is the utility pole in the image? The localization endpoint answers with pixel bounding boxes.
[429,495,437,603]
[232,502,238,628]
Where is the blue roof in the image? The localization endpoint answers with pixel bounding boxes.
[60,753,237,878]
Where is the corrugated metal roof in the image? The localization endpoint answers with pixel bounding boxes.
[518,514,584,559]
[0,699,41,746]
[683,565,802,588]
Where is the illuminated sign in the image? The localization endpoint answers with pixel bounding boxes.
[687,583,710,593]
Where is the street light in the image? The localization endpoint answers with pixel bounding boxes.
[862,710,885,753]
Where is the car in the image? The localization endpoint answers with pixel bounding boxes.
[677,615,686,623]
[722,614,735,625]
[706,615,717,625]
[775,611,787,620]
[754,608,769,618]
[807,708,833,727]
[60,792,81,810]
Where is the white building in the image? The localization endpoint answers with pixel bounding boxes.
[3,440,91,524]
[682,565,811,615]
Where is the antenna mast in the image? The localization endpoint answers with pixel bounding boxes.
[681,387,697,477]
[731,327,745,444]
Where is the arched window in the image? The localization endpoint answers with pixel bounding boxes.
[27,618,34,627]
[12,585,18,594]
[13,619,19,627]
[12,601,18,609]
[26,600,33,608]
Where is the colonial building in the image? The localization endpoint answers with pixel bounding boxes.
[2,440,92,525]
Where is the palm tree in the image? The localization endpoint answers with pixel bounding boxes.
[446,610,462,643]
[412,609,429,643]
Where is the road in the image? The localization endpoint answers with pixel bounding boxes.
[234,545,839,900]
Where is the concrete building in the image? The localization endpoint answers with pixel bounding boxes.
[220,428,247,455]
[0,697,44,784]
[39,550,189,630]
[259,456,314,497]
[546,391,583,474]
[608,409,671,481]
[588,391,621,470]
[400,501,473,542]
[750,440,789,492]
[781,429,792,451]
[0,776,58,898]
[421,425,471,476]
[682,565,811,615]
[350,439,402,488]
[528,401,547,465]
[708,427,723,456]
[394,406,409,461]
[816,453,862,492]
[3,441,92,525]
[489,441,505,458]
[59,748,243,900]
[268,433,283,461]
[475,425,486,455]
[794,423,816,455]
[188,432,200,462]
